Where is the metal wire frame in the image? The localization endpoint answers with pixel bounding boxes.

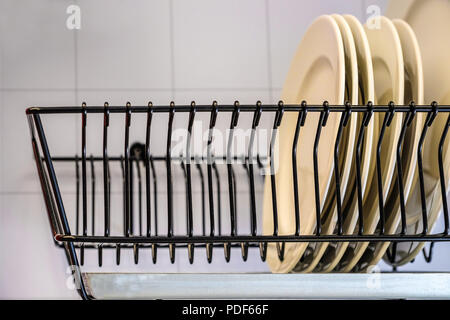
[26,101,450,299]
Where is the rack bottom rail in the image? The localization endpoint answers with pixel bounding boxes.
[83,273,450,300]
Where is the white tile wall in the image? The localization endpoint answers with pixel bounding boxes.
[0,194,78,299]
[0,0,76,89]
[1,0,449,300]
[76,0,172,90]
[172,0,269,90]
[1,91,78,193]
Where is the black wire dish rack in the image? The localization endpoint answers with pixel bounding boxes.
[26,101,450,300]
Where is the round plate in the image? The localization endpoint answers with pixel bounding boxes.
[317,14,377,272]
[263,15,345,273]
[385,0,450,266]
[356,19,425,270]
[337,16,404,272]
[387,0,450,104]
[294,14,358,273]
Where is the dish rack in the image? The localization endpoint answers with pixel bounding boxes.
[26,101,450,300]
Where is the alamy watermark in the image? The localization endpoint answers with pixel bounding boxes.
[66,5,81,30]
[168,121,279,175]
[366,4,381,30]
[66,265,82,290]
[366,265,381,289]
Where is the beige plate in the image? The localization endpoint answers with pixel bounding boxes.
[387,0,450,104]
[263,15,345,273]
[337,16,404,272]
[316,14,377,273]
[294,14,358,273]
[384,0,450,265]
[356,19,425,271]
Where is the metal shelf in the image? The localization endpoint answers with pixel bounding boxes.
[83,272,450,300]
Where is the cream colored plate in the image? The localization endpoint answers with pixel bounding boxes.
[387,0,450,105]
[263,15,345,273]
[317,14,377,273]
[356,19,425,271]
[337,16,404,272]
[384,0,450,265]
[294,14,358,273]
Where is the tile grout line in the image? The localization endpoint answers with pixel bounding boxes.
[169,0,176,101]
[264,0,273,103]
[0,91,3,194]
[0,87,279,92]
[74,0,80,154]
[0,15,3,193]
[75,35,80,151]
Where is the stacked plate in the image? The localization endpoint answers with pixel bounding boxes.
[263,9,450,273]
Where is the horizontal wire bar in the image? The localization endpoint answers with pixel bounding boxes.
[56,233,450,244]
[26,104,450,115]
[48,155,267,162]
[62,243,261,249]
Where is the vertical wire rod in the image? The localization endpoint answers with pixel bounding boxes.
[29,115,61,236]
[242,161,251,261]
[75,155,80,235]
[90,155,95,236]
[225,101,240,262]
[90,154,99,265]
[136,158,143,236]
[231,165,238,233]
[356,102,373,235]
[103,102,110,239]
[206,101,218,263]
[242,100,259,263]
[81,102,87,265]
[438,113,450,234]
[34,115,73,238]
[213,162,222,236]
[124,102,132,237]
[98,243,103,267]
[333,102,351,235]
[166,102,175,263]
[134,157,142,265]
[249,101,262,237]
[212,162,225,261]
[313,102,329,236]
[145,102,153,238]
[375,102,395,234]
[292,101,307,236]
[145,102,156,262]
[254,103,268,261]
[196,163,206,236]
[149,156,158,263]
[33,114,89,299]
[227,101,240,237]
[180,160,193,263]
[195,162,208,259]
[270,101,285,261]
[117,156,125,265]
[422,242,435,262]
[186,102,196,264]
[396,106,413,235]
[417,102,438,235]
[230,164,244,260]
